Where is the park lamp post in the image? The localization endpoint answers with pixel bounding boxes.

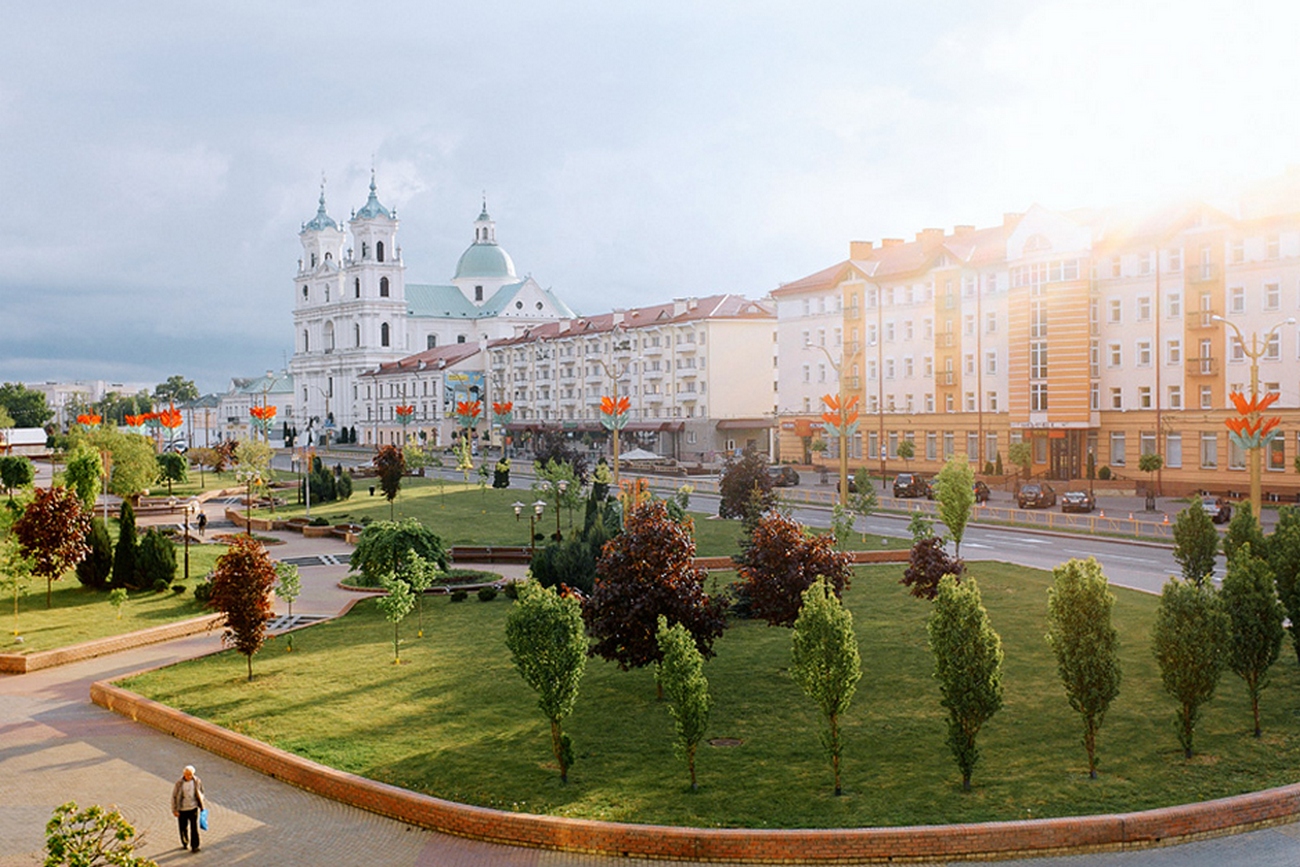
[168,497,200,582]
[513,499,548,557]
[234,467,261,536]
[539,479,569,541]
[805,343,860,507]
[1212,315,1295,526]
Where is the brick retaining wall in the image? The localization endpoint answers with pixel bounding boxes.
[0,614,223,674]
[89,678,1300,862]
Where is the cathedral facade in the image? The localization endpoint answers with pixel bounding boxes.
[288,174,574,437]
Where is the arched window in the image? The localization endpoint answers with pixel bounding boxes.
[324,321,335,351]
[475,285,483,302]
[324,252,332,261]
[303,330,310,352]
[302,285,308,300]
[376,241,385,262]
[354,324,361,347]
[380,276,390,297]
[324,286,330,302]
[354,277,360,298]
[381,323,390,347]
[427,334,437,349]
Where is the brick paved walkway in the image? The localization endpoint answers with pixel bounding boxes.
[4,518,1300,865]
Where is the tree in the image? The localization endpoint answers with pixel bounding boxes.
[656,615,712,791]
[928,574,1003,791]
[586,500,728,671]
[75,518,114,590]
[531,429,590,484]
[0,535,33,638]
[906,510,934,543]
[505,582,588,783]
[13,487,90,608]
[718,447,774,520]
[83,429,157,502]
[234,439,274,517]
[1007,441,1032,480]
[274,561,301,618]
[0,381,53,428]
[1046,557,1121,779]
[901,535,964,600]
[137,528,176,590]
[155,451,188,497]
[735,511,852,627]
[1138,452,1163,495]
[1265,506,1300,663]
[63,445,103,511]
[399,550,440,637]
[1220,545,1284,737]
[376,574,415,663]
[43,801,157,867]
[1223,501,1266,563]
[1152,578,1229,758]
[208,534,278,681]
[348,519,447,588]
[373,444,405,519]
[0,404,13,428]
[934,454,976,557]
[154,374,199,405]
[112,501,140,590]
[790,577,862,796]
[847,467,878,541]
[1172,500,1219,585]
[0,454,35,501]
[108,588,128,619]
[897,439,915,467]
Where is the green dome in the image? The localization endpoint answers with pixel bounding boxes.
[454,243,516,280]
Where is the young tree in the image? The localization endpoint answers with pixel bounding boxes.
[156,451,188,497]
[1046,557,1121,779]
[1172,501,1219,585]
[1152,578,1230,758]
[928,574,1003,791]
[44,801,157,867]
[718,447,774,520]
[63,445,103,511]
[656,615,712,791]
[1007,441,1032,480]
[75,517,114,590]
[505,582,588,783]
[274,561,302,618]
[373,444,406,519]
[13,487,90,608]
[208,534,278,681]
[1265,506,1300,663]
[1138,452,1163,497]
[906,510,934,543]
[1223,501,1266,562]
[586,500,728,671]
[112,501,140,590]
[934,454,976,556]
[735,511,853,627]
[399,550,440,637]
[790,577,862,796]
[0,535,33,638]
[136,528,176,590]
[1220,545,1284,737]
[87,429,158,502]
[901,535,964,600]
[0,454,34,501]
[108,587,129,619]
[848,467,878,541]
[234,439,274,521]
[349,519,447,587]
[897,439,915,467]
[376,574,415,663]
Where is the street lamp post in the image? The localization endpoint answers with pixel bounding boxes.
[589,341,632,493]
[513,499,548,557]
[539,479,569,541]
[1211,315,1295,525]
[806,343,860,507]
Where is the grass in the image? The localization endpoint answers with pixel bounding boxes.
[2,520,226,654]
[120,561,1300,828]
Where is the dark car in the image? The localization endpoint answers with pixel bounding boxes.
[766,465,800,487]
[837,475,858,494]
[1060,489,1095,513]
[893,473,928,498]
[1017,482,1057,509]
[1200,495,1233,524]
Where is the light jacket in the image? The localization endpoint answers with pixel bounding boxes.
[171,776,206,813]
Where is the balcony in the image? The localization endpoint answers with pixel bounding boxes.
[939,333,954,347]
[845,376,861,390]
[845,304,861,320]
[1192,309,1219,329]
[1187,263,1219,283]
[1187,356,1219,376]
[937,371,955,386]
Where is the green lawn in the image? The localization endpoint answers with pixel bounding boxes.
[120,562,1300,827]
[3,524,225,654]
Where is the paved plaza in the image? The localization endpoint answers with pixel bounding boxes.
[4,507,1300,865]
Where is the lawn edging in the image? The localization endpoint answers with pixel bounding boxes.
[0,614,224,674]
[88,677,1300,862]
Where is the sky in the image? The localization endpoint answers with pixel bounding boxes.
[3,1,1299,395]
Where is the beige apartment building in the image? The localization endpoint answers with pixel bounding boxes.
[776,179,1300,499]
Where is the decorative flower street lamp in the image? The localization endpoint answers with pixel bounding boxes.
[454,400,482,480]
[75,413,101,431]
[123,414,148,436]
[492,401,513,456]
[820,393,860,507]
[599,394,630,491]
[249,404,278,443]
[395,404,415,438]
[159,403,183,449]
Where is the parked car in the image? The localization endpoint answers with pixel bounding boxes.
[1200,495,1233,524]
[926,479,989,503]
[1060,489,1095,513]
[766,465,800,487]
[164,437,188,454]
[893,473,928,498]
[837,475,858,494]
[1017,482,1057,509]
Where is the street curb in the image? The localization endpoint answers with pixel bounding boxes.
[0,614,224,674]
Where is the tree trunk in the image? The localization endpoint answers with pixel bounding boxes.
[1085,717,1098,779]
[1251,683,1262,738]
[550,720,567,783]
[688,744,697,792]
[246,653,253,682]
[962,772,971,792]
[46,576,52,609]
[830,712,842,796]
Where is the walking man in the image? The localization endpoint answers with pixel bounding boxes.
[171,764,206,852]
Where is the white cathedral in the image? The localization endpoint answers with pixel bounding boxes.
[288,174,575,435]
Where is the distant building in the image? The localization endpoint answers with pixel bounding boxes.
[25,380,153,429]
[216,371,295,444]
[288,174,574,441]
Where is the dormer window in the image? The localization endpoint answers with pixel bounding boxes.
[475,285,483,302]
[324,252,332,261]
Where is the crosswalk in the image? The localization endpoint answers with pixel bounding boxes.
[279,553,351,567]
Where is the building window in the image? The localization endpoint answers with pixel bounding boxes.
[1137,340,1152,367]
[964,354,975,375]
[380,276,390,297]
[802,364,810,383]
[925,393,935,412]
[1140,431,1157,458]
[355,324,361,346]
[1138,253,1152,276]
[1110,432,1126,466]
[1230,337,1245,363]
[376,241,385,263]
[1200,432,1219,468]
[943,431,955,458]
[1108,298,1122,324]
[926,432,937,460]
[1030,382,1048,411]
[427,334,437,349]
[302,330,309,352]
[1031,302,1047,338]
[1090,382,1099,410]
[1168,385,1182,409]
[1168,248,1182,272]
[1266,282,1281,311]
[985,351,997,375]
[986,312,997,333]
[1108,343,1122,367]
[380,322,390,346]
[987,391,998,412]
[475,285,483,302]
[1229,286,1245,314]
[1030,342,1047,378]
[1167,339,1181,365]
[1231,240,1244,263]
[1167,292,1181,318]
[1110,387,1123,409]
[903,356,914,377]
[1167,432,1182,468]
[965,392,976,412]
[1269,436,1286,472]
[302,285,309,300]
[1229,436,1246,470]
[945,394,954,412]
[1139,386,1152,408]
[1137,296,1151,321]
[1265,332,1281,361]
[1200,385,1214,409]
[1034,436,1048,464]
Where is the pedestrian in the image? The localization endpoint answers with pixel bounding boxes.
[197,511,207,536]
[171,764,206,852]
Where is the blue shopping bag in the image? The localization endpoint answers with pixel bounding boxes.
[198,809,208,831]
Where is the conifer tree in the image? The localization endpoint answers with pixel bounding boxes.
[656,615,712,791]
[1220,544,1284,737]
[1152,577,1229,757]
[790,577,861,796]
[112,501,139,590]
